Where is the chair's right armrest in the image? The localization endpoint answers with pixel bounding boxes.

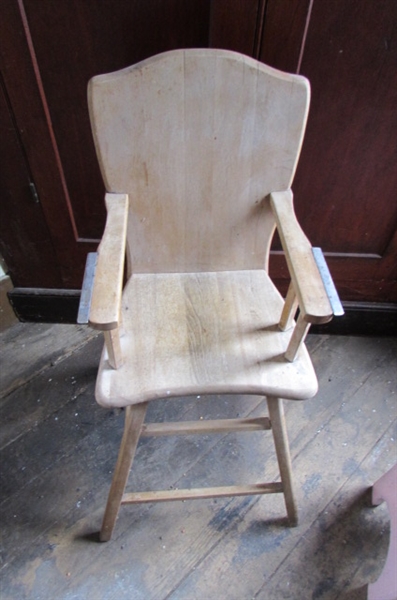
[79,192,129,331]
[270,189,334,324]
[270,189,343,362]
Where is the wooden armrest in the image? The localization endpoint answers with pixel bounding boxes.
[89,192,129,330]
[270,189,334,325]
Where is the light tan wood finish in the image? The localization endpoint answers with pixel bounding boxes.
[100,402,148,542]
[100,396,288,539]
[285,312,312,363]
[96,269,317,539]
[122,483,284,504]
[267,396,297,525]
[88,49,309,276]
[141,417,271,437]
[95,270,318,408]
[270,189,333,324]
[279,282,299,331]
[85,49,341,540]
[89,193,128,331]
[103,329,123,370]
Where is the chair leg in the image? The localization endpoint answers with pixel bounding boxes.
[100,402,148,542]
[267,396,298,526]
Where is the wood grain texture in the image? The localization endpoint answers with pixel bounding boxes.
[88,49,333,542]
[122,483,283,504]
[88,49,309,275]
[1,331,395,598]
[100,402,148,542]
[103,329,123,370]
[89,193,128,330]
[279,281,299,331]
[0,322,96,402]
[267,396,297,524]
[95,270,318,407]
[285,312,311,362]
[270,189,333,323]
[141,417,271,437]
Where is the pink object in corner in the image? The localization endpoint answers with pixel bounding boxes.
[368,464,397,600]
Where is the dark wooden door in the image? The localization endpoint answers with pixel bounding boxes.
[261,0,397,305]
[0,76,62,288]
[1,0,396,327]
[1,0,212,290]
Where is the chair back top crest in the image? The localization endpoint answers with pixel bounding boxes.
[88,49,310,274]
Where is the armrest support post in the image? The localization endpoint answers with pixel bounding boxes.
[279,282,299,331]
[270,189,333,325]
[104,329,123,369]
[270,189,344,362]
[285,312,311,362]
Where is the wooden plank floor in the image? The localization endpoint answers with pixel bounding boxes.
[0,324,396,599]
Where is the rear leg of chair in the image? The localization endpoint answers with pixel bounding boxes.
[267,396,298,526]
[100,402,148,542]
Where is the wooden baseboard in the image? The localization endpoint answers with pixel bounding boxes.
[311,301,397,336]
[8,289,397,336]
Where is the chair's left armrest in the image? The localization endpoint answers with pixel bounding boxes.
[78,193,129,331]
[270,189,336,324]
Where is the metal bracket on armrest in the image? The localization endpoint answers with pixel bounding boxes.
[284,247,344,362]
[312,248,344,317]
[77,252,98,325]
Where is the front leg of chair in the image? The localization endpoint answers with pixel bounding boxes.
[267,397,298,526]
[100,402,148,542]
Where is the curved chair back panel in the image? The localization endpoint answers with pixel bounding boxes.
[88,49,309,274]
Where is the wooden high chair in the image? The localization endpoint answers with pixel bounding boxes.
[78,49,343,541]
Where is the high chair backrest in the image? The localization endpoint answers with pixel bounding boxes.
[88,49,310,276]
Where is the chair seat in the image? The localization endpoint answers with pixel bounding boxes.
[95,270,318,407]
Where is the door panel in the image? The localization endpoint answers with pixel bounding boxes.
[209,0,262,57]
[259,0,312,72]
[0,75,62,287]
[1,0,94,287]
[22,0,212,242]
[1,0,211,288]
[262,0,397,302]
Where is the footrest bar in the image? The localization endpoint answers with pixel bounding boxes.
[122,482,283,504]
[141,417,271,437]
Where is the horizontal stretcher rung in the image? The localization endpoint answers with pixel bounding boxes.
[140,417,271,437]
[121,482,283,504]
